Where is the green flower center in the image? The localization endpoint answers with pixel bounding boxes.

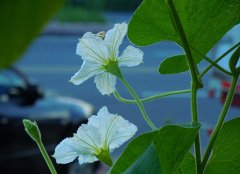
[96,148,113,166]
[104,59,122,78]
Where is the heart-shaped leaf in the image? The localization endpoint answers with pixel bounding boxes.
[123,143,161,174]
[128,0,240,74]
[109,123,200,174]
[153,123,200,174]
[109,131,158,174]
[175,152,196,174]
[205,118,240,174]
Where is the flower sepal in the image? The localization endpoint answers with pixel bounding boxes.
[105,60,122,78]
[96,149,113,166]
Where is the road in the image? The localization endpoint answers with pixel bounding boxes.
[15,34,240,157]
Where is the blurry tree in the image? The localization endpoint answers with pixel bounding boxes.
[105,0,142,11]
[66,0,106,11]
[67,0,142,11]
[0,0,65,69]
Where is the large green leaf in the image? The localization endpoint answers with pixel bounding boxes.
[205,118,240,174]
[153,124,200,174]
[109,123,200,174]
[109,131,158,174]
[128,0,240,74]
[124,144,161,174]
[0,0,64,69]
[175,152,196,174]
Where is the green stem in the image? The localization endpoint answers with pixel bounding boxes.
[200,76,239,173]
[199,41,240,78]
[192,85,201,174]
[191,46,232,76]
[37,141,57,174]
[119,77,157,130]
[113,89,191,104]
[165,0,202,88]
[165,0,202,172]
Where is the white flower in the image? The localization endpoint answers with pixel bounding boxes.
[53,106,137,166]
[70,23,143,95]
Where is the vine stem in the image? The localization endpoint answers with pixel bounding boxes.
[165,0,202,172]
[37,141,57,174]
[113,89,191,104]
[199,41,240,78]
[165,0,202,88]
[119,77,157,130]
[200,76,239,173]
[191,85,201,174]
[191,46,232,76]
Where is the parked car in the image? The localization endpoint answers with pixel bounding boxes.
[0,67,99,174]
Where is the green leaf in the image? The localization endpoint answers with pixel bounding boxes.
[174,152,196,174]
[124,144,161,174]
[153,123,200,174]
[0,0,64,69]
[205,118,240,174]
[159,55,188,74]
[109,123,200,174]
[128,0,240,74]
[109,131,158,174]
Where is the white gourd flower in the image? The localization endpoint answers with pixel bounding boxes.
[53,106,137,166]
[70,23,143,95]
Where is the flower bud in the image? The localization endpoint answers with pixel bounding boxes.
[23,119,41,143]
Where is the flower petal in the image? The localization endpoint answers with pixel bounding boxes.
[108,117,137,151]
[94,72,116,95]
[105,23,128,59]
[87,106,111,148]
[77,32,109,64]
[53,138,79,164]
[70,61,104,85]
[118,45,143,67]
[88,106,137,151]
[78,154,98,165]
[75,124,102,155]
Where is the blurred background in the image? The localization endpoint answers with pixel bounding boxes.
[0,0,240,173]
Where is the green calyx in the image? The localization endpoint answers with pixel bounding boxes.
[104,59,122,78]
[96,149,113,167]
[23,119,41,143]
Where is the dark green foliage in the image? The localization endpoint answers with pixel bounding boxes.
[0,0,64,69]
